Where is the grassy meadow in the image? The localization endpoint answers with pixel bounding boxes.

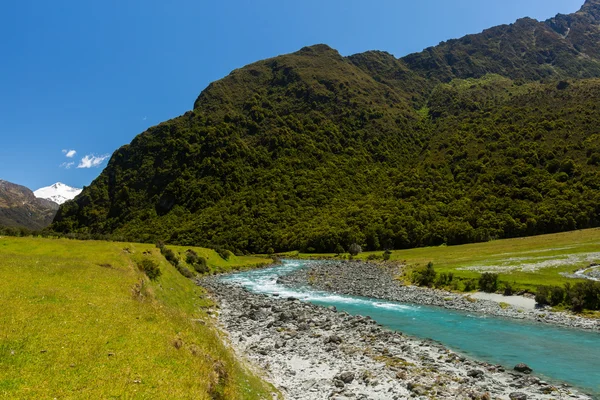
[290,228,600,293]
[0,236,275,399]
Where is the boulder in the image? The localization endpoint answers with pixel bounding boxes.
[336,371,355,384]
[324,334,343,345]
[509,393,527,400]
[467,369,484,379]
[513,363,533,374]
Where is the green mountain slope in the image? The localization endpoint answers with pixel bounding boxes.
[52,1,600,253]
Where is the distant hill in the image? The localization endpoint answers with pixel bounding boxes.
[0,180,59,230]
[52,1,600,253]
[34,182,82,205]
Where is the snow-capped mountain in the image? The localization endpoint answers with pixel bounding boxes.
[34,182,82,205]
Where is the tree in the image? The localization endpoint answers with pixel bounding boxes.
[348,243,362,256]
[478,273,499,293]
[413,262,437,287]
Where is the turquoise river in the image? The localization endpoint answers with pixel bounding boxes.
[221,260,600,397]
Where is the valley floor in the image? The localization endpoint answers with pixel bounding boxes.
[202,278,593,400]
[279,260,600,331]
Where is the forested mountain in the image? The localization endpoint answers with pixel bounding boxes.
[52,1,600,253]
[0,180,59,230]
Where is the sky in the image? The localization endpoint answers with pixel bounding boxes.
[0,0,585,190]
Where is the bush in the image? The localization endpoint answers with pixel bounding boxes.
[348,243,362,256]
[334,244,345,255]
[194,257,209,274]
[176,264,195,279]
[382,249,392,261]
[478,273,499,293]
[503,282,514,296]
[185,249,199,265]
[185,249,209,274]
[550,286,565,306]
[162,248,178,265]
[535,286,551,306]
[463,279,477,292]
[435,272,453,288]
[214,246,230,260]
[137,259,162,281]
[412,262,436,287]
[367,254,381,261]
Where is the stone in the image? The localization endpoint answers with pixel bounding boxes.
[337,371,355,384]
[513,363,533,374]
[467,369,484,379]
[509,393,527,400]
[324,334,343,345]
[333,379,345,388]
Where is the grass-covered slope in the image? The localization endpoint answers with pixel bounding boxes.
[52,1,600,253]
[0,236,274,399]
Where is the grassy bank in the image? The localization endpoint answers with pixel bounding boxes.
[0,236,275,399]
[287,228,600,293]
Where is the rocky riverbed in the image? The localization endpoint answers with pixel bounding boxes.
[278,260,600,332]
[201,278,592,400]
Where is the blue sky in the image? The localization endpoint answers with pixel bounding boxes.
[0,0,584,190]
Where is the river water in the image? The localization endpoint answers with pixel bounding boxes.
[220,260,600,397]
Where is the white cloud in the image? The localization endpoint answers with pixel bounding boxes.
[60,161,75,169]
[62,149,77,158]
[77,154,109,169]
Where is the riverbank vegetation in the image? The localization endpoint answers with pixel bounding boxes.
[0,236,274,399]
[288,229,600,310]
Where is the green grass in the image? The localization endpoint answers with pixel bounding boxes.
[291,228,600,293]
[0,236,275,399]
[168,245,272,274]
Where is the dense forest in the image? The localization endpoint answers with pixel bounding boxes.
[52,1,600,254]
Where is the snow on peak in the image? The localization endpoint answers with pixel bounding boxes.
[34,182,82,205]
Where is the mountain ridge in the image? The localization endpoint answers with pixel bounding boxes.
[34,182,82,205]
[0,180,59,230]
[51,1,600,252]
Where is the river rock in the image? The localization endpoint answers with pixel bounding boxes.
[336,371,355,383]
[509,393,527,400]
[198,268,593,400]
[467,369,485,379]
[324,334,343,345]
[514,363,533,374]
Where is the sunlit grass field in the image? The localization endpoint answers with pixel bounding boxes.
[289,228,600,292]
[0,236,275,399]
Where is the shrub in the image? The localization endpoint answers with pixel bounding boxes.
[185,249,209,274]
[412,262,436,287]
[214,246,230,260]
[463,279,477,292]
[535,286,551,306]
[503,282,514,296]
[194,256,209,274]
[478,273,499,293]
[367,254,381,261]
[162,248,178,266]
[176,264,195,279]
[137,259,162,281]
[382,249,392,261]
[550,286,565,306]
[334,244,345,255]
[348,243,362,256]
[435,272,453,288]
